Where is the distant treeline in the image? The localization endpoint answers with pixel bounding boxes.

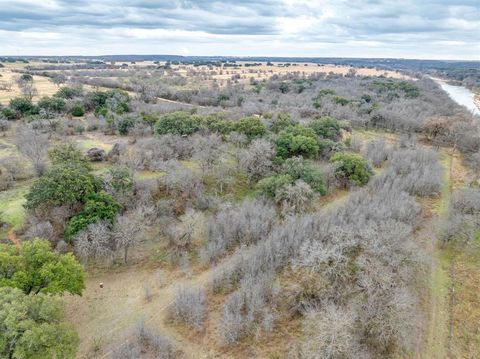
[2,55,479,88]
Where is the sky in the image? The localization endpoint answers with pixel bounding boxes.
[0,0,479,60]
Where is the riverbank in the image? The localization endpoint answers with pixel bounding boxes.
[430,76,480,115]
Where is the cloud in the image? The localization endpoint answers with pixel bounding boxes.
[0,0,478,59]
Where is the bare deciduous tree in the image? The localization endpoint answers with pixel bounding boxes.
[297,305,359,359]
[15,127,49,176]
[275,180,314,214]
[170,285,207,330]
[113,212,141,264]
[239,138,275,184]
[74,221,113,262]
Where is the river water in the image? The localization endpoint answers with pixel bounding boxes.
[432,77,480,115]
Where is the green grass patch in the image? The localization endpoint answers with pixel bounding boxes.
[434,151,452,216]
[0,138,18,159]
[91,161,112,176]
[136,170,165,180]
[0,182,30,238]
[231,174,256,200]
[76,138,113,152]
[180,159,200,171]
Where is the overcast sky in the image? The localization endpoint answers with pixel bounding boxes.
[0,0,479,59]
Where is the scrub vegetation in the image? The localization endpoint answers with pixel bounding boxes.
[0,58,478,358]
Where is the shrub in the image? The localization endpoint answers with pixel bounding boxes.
[219,274,276,345]
[201,113,233,134]
[256,174,293,197]
[1,107,15,120]
[0,119,10,131]
[65,192,121,239]
[54,86,83,99]
[332,96,350,105]
[112,320,178,359]
[140,112,159,127]
[104,166,134,194]
[170,285,207,330]
[297,306,358,358]
[318,138,345,158]
[276,125,319,159]
[155,111,202,136]
[308,116,342,140]
[234,116,266,140]
[20,73,33,82]
[94,105,108,117]
[49,143,91,170]
[38,96,66,113]
[9,97,36,117]
[71,103,85,117]
[281,156,326,195]
[383,148,442,196]
[330,152,372,187]
[269,113,297,133]
[117,116,135,135]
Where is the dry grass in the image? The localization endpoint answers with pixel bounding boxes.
[65,254,216,358]
[0,66,59,105]
[450,245,480,359]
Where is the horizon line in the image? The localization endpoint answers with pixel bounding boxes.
[1,54,479,62]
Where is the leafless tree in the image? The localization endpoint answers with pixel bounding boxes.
[201,198,277,263]
[19,79,38,100]
[74,221,113,262]
[364,138,389,167]
[239,138,275,185]
[192,133,223,176]
[50,73,67,87]
[296,305,359,359]
[113,212,142,264]
[275,180,314,215]
[112,319,179,359]
[15,127,49,176]
[170,285,207,330]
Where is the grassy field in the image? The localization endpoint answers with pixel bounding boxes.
[0,60,412,106]
[0,64,59,105]
[422,147,479,359]
[0,182,29,240]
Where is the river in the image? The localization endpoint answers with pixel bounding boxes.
[431,77,480,115]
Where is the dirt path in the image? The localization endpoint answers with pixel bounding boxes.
[7,229,21,247]
[423,148,459,359]
[68,259,223,358]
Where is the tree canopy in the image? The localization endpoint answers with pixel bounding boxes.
[25,144,97,209]
[308,116,342,141]
[0,287,79,359]
[275,125,319,159]
[330,152,372,187]
[0,239,85,296]
[65,191,121,240]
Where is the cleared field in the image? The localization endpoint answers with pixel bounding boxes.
[171,61,411,87]
[0,65,59,104]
